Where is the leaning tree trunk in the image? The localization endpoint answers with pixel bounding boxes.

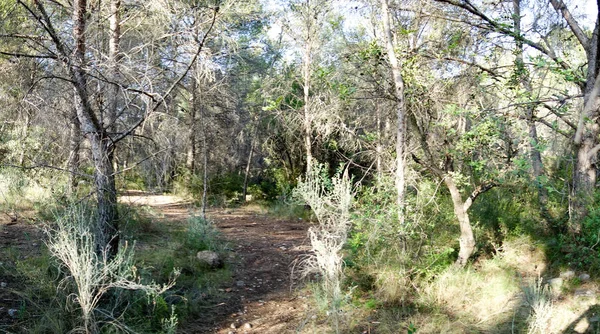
[382,0,406,225]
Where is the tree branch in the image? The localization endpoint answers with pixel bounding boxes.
[112,6,220,145]
[434,0,572,72]
[0,51,56,59]
[549,0,590,50]
[463,182,497,211]
[574,71,600,145]
[541,101,577,130]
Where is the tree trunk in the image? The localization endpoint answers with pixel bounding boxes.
[242,134,256,201]
[302,12,313,175]
[571,14,600,228]
[444,177,476,266]
[381,0,406,224]
[513,0,549,220]
[376,101,382,183]
[201,104,208,220]
[107,0,120,131]
[107,0,121,174]
[19,112,30,166]
[72,0,119,254]
[187,76,197,174]
[68,101,81,195]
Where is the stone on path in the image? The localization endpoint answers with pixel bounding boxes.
[196,250,223,269]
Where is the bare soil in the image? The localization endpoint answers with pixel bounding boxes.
[0,193,314,333]
[120,193,314,333]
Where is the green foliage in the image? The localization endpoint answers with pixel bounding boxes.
[185,215,225,252]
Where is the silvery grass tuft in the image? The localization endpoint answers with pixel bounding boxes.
[524,278,554,334]
[293,164,354,333]
[45,205,179,333]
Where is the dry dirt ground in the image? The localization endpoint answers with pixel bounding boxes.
[0,194,316,333]
[120,193,315,334]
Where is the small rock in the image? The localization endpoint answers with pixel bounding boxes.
[547,277,563,290]
[243,323,252,329]
[574,289,595,297]
[196,251,223,269]
[560,270,576,279]
[236,281,245,287]
[8,309,17,318]
[579,273,591,281]
[230,322,238,329]
[0,282,6,288]
[228,332,235,334]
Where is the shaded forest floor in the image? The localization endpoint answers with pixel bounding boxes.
[119,192,314,333]
[2,193,600,333]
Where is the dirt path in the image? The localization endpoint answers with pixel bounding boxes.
[120,193,313,333]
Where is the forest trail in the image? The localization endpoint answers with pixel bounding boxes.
[120,192,313,334]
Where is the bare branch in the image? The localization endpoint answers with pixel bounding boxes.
[112,6,220,145]
[549,0,590,50]
[0,51,56,59]
[434,0,572,72]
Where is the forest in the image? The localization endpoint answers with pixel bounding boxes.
[0,0,599,332]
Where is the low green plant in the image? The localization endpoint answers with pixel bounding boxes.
[185,215,224,252]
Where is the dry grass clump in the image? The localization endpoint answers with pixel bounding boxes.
[499,236,547,277]
[421,259,520,329]
[373,265,411,304]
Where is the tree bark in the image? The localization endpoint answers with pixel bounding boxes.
[242,134,255,201]
[513,0,549,221]
[302,3,313,175]
[107,0,121,174]
[444,177,476,266]
[381,0,406,224]
[67,100,81,195]
[187,76,197,174]
[201,104,208,220]
[71,0,119,254]
[571,12,600,229]
[376,100,383,183]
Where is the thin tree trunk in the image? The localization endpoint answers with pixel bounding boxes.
[513,0,549,221]
[187,76,197,174]
[242,134,256,201]
[303,11,313,175]
[108,0,121,173]
[201,104,208,220]
[376,101,382,184]
[67,107,81,195]
[19,112,30,166]
[382,0,406,224]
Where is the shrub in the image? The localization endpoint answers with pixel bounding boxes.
[45,205,178,333]
[293,163,354,333]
